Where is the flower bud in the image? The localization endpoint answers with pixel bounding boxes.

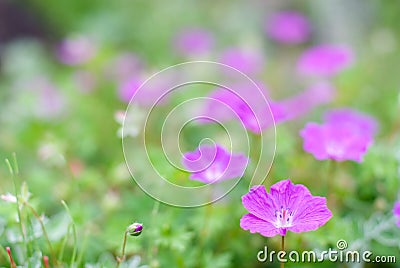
[127,222,143,236]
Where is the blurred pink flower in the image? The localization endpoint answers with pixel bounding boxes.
[199,82,334,133]
[240,179,332,237]
[56,35,96,65]
[182,144,248,184]
[393,201,400,227]
[324,108,378,136]
[173,27,214,57]
[265,11,311,44]
[118,74,173,106]
[300,109,377,162]
[220,48,264,75]
[198,84,274,133]
[297,45,354,76]
[32,78,66,120]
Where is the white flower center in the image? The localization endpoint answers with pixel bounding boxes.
[274,206,294,228]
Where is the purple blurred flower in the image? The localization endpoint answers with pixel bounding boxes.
[199,82,333,133]
[265,11,311,44]
[300,109,377,162]
[31,78,66,120]
[182,144,248,184]
[220,48,264,75]
[393,201,400,227]
[297,45,354,77]
[324,108,378,136]
[56,35,96,65]
[240,179,332,237]
[174,27,214,57]
[118,74,172,106]
[198,83,275,133]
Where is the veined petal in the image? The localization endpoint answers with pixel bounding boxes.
[288,196,332,233]
[240,214,281,237]
[241,185,276,223]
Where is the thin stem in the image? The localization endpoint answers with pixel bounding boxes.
[116,231,128,268]
[281,236,285,268]
[12,153,19,175]
[23,202,57,266]
[61,200,77,267]
[75,233,88,266]
[58,224,71,262]
[5,159,29,256]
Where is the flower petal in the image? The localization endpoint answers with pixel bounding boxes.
[288,196,332,233]
[241,185,276,223]
[240,214,281,237]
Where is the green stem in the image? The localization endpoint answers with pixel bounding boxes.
[58,224,71,262]
[281,236,285,268]
[61,200,77,267]
[75,233,88,266]
[5,159,29,257]
[24,202,57,266]
[116,231,128,268]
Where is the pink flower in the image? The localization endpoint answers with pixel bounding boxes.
[220,48,264,75]
[118,74,173,106]
[324,108,378,136]
[198,83,274,133]
[56,35,96,65]
[297,45,354,77]
[173,27,214,57]
[300,109,377,162]
[29,78,66,120]
[393,201,400,227]
[182,144,249,184]
[199,82,334,133]
[240,179,332,237]
[265,11,311,44]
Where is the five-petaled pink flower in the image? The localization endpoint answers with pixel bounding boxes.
[240,179,332,237]
[182,144,249,184]
[300,108,377,162]
[265,10,311,44]
[393,201,400,228]
[297,45,354,77]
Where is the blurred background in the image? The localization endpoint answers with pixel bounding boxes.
[0,0,399,267]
